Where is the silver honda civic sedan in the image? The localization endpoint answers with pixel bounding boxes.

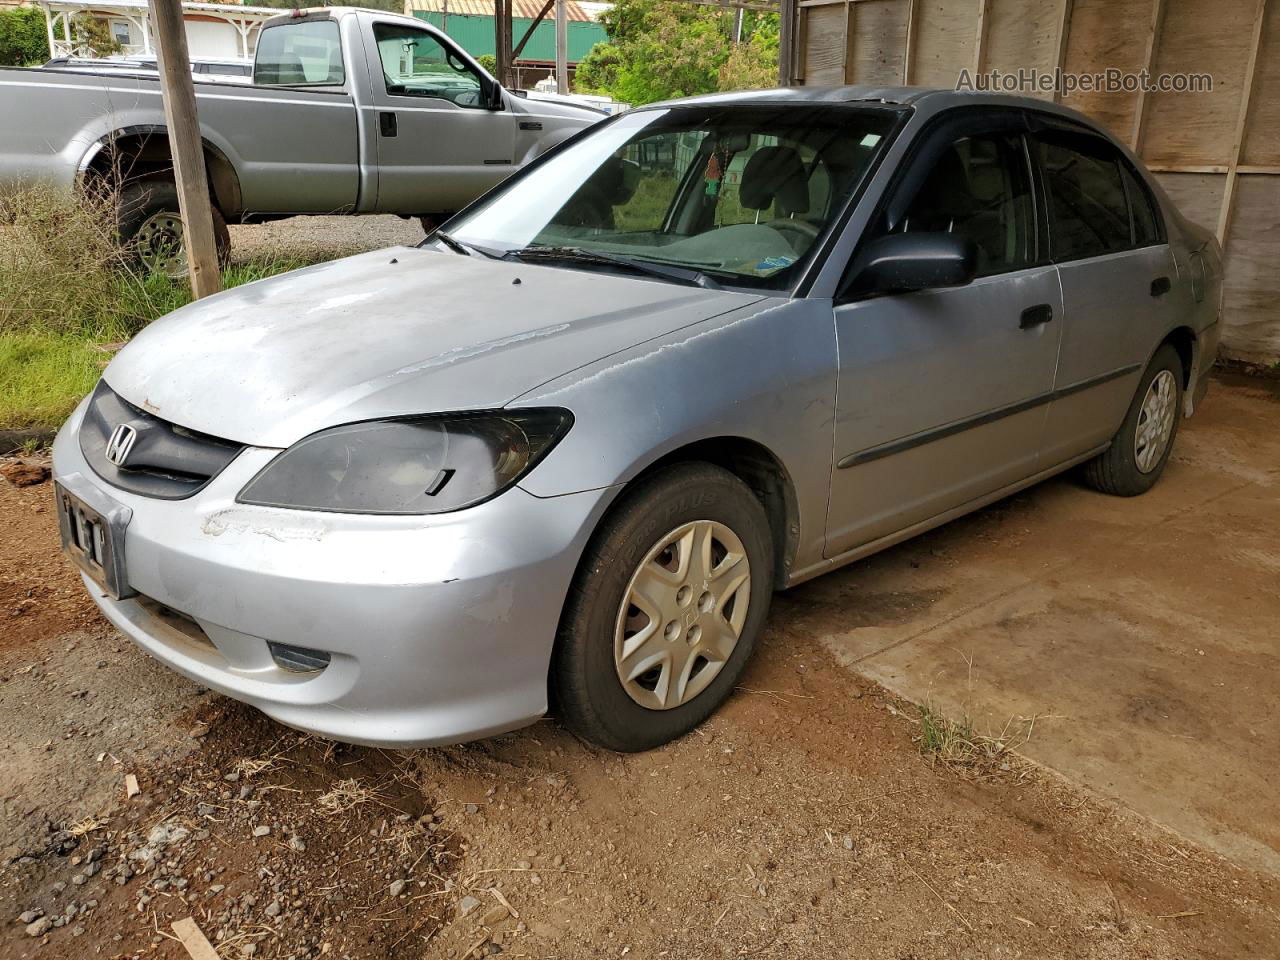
[52,87,1222,752]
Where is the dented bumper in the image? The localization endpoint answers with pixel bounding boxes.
[52,399,612,748]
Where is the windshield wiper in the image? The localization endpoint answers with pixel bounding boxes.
[431,231,504,259]
[508,245,721,289]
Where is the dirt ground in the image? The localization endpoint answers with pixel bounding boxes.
[3,376,1280,960]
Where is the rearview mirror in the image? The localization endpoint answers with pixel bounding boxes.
[841,231,978,299]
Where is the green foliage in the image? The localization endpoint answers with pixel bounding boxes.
[572,41,620,95]
[0,7,50,66]
[0,186,315,430]
[578,0,778,105]
[72,14,123,59]
[476,53,497,75]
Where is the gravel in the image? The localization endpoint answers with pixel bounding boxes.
[228,215,425,265]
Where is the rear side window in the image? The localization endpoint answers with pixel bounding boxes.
[254,19,345,86]
[1036,133,1132,260]
[889,133,1035,276]
[1121,164,1160,246]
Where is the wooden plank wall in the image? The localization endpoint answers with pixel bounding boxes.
[790,0,1280,362]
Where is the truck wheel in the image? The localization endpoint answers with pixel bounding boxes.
[117,180,230,277]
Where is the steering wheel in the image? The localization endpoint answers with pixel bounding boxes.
[766,217,821,250]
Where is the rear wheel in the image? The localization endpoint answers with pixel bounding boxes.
[553,463,774,752]
[117,180,230,277]
[1082,344,1183,496]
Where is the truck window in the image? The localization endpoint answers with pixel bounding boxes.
[373,24,486,109]
[254,19,345,86]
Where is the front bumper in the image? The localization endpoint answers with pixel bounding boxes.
[52,400,615,747]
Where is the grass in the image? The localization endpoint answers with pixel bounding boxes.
[914,699,1038,784]
[0,185,320,435]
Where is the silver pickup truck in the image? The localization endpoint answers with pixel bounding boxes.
[0,7,601,267]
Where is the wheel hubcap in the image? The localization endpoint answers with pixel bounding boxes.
[134,211,188,277]
[1134,369,1177,473]
[614,519,751,711]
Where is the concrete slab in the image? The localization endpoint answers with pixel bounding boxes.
[781,374,1280,874]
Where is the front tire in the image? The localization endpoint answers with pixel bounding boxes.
[1082,344,1184,496]
[552,463,774,752]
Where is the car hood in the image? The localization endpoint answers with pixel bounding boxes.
[104,246,761,448]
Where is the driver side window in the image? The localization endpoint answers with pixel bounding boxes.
[373,24,485,108]
[889,132,1035,277]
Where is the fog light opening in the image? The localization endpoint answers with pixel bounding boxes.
[268,641,331,674]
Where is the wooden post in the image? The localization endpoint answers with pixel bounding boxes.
[147,0,220,298]
[554,0,568,94]
[972,0,989,76]
[779,0,797,85]
[903,0,916,84]
[494,0,513,89]
[1130,0,1167,154]
[1216,0,1268,244]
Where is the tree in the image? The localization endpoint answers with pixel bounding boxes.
[0,7,51,66]
[72,15,123,59]
[476,53,497,75]
[576,0,778,105]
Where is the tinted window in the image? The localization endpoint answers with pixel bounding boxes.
[1122,164,1159,245]
[891,133,1035,276]
[254,20,344,85]
[1037,133,1131,259]
[373,24,485,108]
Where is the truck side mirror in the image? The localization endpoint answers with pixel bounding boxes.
[484,78,505,110]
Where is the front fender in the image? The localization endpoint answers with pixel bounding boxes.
[512,297,839,575]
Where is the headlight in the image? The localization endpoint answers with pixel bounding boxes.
[237,410,572,514]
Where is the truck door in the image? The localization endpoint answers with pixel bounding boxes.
[362,16,517,215]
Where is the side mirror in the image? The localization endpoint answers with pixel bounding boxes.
[484,78,505,110]
[840,231,978,300]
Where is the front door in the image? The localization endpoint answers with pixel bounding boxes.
[825,125,1064,557]
[364,17,516,214]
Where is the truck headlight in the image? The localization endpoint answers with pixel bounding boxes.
[237,410,572,515]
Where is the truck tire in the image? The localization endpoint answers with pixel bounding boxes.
[116,180,230,277]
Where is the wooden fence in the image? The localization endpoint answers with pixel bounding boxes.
[786,0,1279,363]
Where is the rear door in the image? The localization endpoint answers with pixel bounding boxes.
[362,16,516,214]
[825,115,1064,557]
[1031,125,1176,465]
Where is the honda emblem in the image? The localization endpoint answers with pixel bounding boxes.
[104,423,138,467]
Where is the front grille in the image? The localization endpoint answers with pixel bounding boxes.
[80,380,244,499]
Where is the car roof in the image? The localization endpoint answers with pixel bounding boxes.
[645,85,1108,137]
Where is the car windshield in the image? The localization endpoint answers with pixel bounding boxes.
[443,104,902,290]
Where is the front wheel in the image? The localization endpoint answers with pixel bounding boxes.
[1081,343,1184,496]
[552,463,774,752]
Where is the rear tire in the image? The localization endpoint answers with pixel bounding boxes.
[552,463,774,752]
[116,179,231,277]
[1081,344,1184,496]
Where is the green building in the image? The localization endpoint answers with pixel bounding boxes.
[405,0,608,89]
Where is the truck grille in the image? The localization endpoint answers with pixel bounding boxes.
[79,380,244,499]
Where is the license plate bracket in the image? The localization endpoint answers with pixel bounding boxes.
[55,477,135,600]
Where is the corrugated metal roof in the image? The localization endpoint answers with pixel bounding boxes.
[406,0,599,23]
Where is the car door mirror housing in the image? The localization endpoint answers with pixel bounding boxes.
[841,232,979,300]
[485,79,505,110]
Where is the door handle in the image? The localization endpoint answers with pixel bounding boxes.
[379,111,398,137]
[1150,275,1171,297]
[1019,303,1054,329]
